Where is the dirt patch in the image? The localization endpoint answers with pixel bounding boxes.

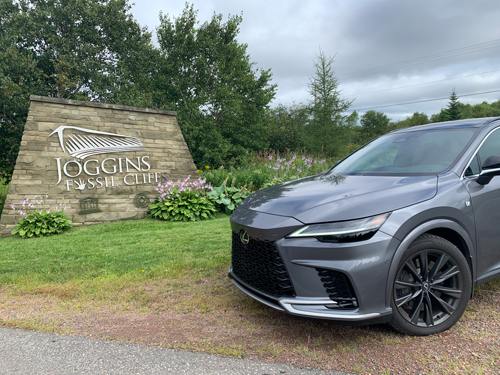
[0,275,499,374]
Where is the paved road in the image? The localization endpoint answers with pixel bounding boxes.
[0,328,349,375]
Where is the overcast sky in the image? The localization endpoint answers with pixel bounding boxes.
[130,0,500,121]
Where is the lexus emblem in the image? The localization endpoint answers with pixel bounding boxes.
[240,230,250,244]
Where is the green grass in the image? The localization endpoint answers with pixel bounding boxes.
[0,216,231,287]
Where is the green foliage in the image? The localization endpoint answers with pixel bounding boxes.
[201,150,331,191]
[153,4,276,169]
[148,176,216,222]
[444,89,463,121]
[358,110,391,144]
[0,178,8,217]
[267,104,307,152]
[390,112,430,130]
[262,175,299,188]
[202,167,269,191]
[304,49,353,158]
[11,210,72,238]
[148,190,217,222]
[430,96,500,123]
[208,185,250,213]
[0,0,154,180]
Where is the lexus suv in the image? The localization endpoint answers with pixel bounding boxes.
[229,117,500,335]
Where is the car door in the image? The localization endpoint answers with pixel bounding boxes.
[463,127,500,281]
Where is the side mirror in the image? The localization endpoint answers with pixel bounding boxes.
[482,155,500,170]
[477,156,500,185]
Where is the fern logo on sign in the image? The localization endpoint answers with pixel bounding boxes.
[49,126,166,191]
[49,126,145,159]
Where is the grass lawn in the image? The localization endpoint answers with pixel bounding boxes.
[1,217,500,374]
[0,216,231,286]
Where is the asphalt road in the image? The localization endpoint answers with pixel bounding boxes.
[0,327,350,375]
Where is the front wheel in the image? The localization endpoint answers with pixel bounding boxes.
[389,234,471,336]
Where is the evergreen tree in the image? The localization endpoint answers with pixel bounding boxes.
[445,89,463,121]
[305,50,352,157]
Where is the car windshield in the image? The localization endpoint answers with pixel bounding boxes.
[330,128,476,175]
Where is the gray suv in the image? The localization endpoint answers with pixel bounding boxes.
[229,117,500,335]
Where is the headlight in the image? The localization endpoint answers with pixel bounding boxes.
[287,213,391,243]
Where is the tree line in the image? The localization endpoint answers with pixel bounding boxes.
[1,0,500,180]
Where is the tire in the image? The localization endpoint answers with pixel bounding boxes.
[389,234,471,336]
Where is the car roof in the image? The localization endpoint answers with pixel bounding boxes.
[390,117,500,134]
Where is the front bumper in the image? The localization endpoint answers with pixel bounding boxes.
[229,270,390,323]
[230,211,400,324]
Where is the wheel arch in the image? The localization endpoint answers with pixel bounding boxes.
[385,219,475,307]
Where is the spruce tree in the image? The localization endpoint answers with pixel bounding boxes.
[305,50,352,157]
[445,89,462,121]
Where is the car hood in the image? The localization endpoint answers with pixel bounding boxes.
[238,173,438,224]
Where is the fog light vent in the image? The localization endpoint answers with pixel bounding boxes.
[316,268,358,309]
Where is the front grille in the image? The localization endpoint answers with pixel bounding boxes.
[316,268,358,309]
[231,232,295,298]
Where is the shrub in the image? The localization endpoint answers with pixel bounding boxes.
[11,210,72,238]
[10,196,71,238]
[201,150,331,190]
[262,175,300,189]
[149,176,216,222]
[208,184,251,214]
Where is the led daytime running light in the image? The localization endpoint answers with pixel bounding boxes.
[289,213,390,238]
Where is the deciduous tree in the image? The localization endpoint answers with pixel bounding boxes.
[358,110,390,144]
[154,4,276,168]
[0,0,154,179]
[267,104,307,153]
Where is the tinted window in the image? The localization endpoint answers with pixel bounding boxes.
[331,129,475,175]
[478,128,500,168]
[464,154,480,177]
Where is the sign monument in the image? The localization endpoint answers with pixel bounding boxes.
[0,96,198,236]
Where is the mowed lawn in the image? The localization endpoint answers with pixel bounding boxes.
[0,216,231,287]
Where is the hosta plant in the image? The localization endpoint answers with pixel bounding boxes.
[149,176,216,222]
[11,210,72,238]
[208,184,250,214]
[10,196,71,238]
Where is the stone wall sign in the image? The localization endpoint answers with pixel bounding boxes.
[0,95,198,237]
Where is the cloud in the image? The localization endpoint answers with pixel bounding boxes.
[130,0,500,121]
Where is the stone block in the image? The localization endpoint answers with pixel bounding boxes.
[106,186,135,195]
[32,116,66,123]
[158,161,176,169]
[0,215,17,225]
[23,144,46,152]
[16,156,33,164]
[38,122,66,132]
[84,212,119,222]
[49,185,69,195]
[16,185,50,195]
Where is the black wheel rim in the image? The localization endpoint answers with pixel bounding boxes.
[394,249,464,328]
